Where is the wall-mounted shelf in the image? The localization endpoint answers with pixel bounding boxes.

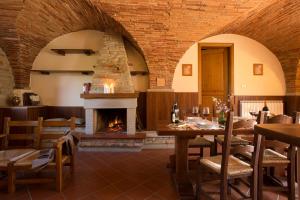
[51,48,96,56]
[31,69,94,75]
[130,71,149,76]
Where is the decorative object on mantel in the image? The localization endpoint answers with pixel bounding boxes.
[156,77,166,87]
[83,83,91,94]
[90,78,115,94]
[9,95,21,106]
[182,64,192,76]
[253,63,263,75]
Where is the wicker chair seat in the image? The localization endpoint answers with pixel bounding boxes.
[242,148,289,164]
[189,136,212,147]
[200,155,253,177]
[0,149,35,168]
[215,135,250,146]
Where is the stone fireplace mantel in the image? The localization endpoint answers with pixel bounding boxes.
[81,93,138,135]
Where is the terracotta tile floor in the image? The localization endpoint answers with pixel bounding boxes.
[0,149,288,200]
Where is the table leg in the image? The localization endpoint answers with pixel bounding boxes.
[175,136,194,199]
[297,148,300,200]
[257,135,265,200]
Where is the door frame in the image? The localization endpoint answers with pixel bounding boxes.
[198,42,234,105]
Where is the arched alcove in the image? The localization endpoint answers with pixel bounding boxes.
[30,30,149,106]
[172,34,286,96]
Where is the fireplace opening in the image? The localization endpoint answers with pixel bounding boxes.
[96,109,127,133]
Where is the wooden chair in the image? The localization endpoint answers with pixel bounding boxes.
[213,119,255,155]
[41,117,76,172]
[188,136,213,157]
[196,112,259,200]
[256,112,295,199]
[1,117,72,193]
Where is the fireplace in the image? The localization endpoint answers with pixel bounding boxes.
[81,93,138,135]
[97,109,127,133]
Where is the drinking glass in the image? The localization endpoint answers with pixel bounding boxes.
[202,107,210,119]
[212,117,219,128]
[192,106,199,116]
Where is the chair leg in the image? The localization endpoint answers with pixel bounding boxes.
[287,146,296,200]
[7,164,15,194]
[70,155,75,174]
[220,179,228,200]
[258,136,265,200]
[200,147,204,157]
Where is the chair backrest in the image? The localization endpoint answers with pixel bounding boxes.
[257,112,292,152]
[41,117,76,142]
[3,117,43,149]
[233,119,255,129]
[267,114,293,124]
[221,111,234,180]
[42,117,76,130]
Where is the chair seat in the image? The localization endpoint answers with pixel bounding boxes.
[215,135,250,145]
[242,148,289,164]
[200,155,253,177]
[189,136,212,147]
[0,149,36,168]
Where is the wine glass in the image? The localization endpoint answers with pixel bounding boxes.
[192,106,199,116]
[202,107,210,120]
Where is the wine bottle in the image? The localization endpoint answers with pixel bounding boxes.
[174,102,180,123]
[262,101,269,112]
[171,107,176,123]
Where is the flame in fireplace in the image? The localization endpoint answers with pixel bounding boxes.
[108,116,123,128]
[107,116,125,132]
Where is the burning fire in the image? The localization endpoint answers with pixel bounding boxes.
[107,116,124,132]
[108,116,123,128]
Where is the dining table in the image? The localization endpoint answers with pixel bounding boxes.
[157,121,254,199]
[254,124,300,200]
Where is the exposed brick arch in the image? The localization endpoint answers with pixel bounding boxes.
[0,0,287,90]
[217,0,300,95]
[14,0,144,88]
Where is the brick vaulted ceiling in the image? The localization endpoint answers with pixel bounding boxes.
[0,0,299,95]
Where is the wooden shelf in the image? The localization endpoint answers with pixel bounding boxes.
[51,48,96,56]
[31,69,94,75]
[130,71,149,76]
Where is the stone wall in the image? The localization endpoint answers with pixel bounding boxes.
[0,48,14,106]
[92,32,134,93]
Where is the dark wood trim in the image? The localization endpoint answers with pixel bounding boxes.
[80,93,139,99]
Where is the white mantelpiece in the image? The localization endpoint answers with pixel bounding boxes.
[81,93,138,135]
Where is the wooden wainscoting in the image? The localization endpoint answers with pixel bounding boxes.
[146,93,286,130]
[285,96,300,117]
[46,106,85,119]
[146,92,198,130]
[146,92,175,130]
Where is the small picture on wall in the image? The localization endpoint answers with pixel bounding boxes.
[156,77,166,87]
[182,64,192,76]
[253,64,263,75]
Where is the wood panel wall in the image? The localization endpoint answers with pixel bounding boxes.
[145,93,287,130]
[285,96,300,117]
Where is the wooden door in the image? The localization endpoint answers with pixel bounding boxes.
[201,48,229,114]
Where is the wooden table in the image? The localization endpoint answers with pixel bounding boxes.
[157,123,254,199]
[254,124,300,200]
